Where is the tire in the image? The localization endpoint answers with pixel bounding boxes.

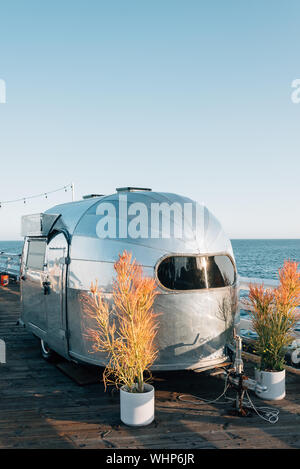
[40,339,59,363]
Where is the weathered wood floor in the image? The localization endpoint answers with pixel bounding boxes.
[0,283,300,449]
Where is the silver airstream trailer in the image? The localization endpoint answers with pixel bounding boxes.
[20,188,238,371]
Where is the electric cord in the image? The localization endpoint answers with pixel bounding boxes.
[244,390,279,424]
[178,370,232,406]
[222,393,279,424]
[177,371,280,424]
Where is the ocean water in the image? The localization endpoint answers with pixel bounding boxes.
[0,239,299,280]
[0,240,24,255]
[231,240,300,343]
[231,239,300,280]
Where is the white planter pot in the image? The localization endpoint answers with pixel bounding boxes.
[255,368,286,400]
[120,383,154,426]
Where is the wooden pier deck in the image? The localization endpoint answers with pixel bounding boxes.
[0,283,300,449]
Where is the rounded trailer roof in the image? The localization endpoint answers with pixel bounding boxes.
[46,191,234,267]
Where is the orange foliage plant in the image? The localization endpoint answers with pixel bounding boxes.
[248,261,300,371]
[82,251,160,392]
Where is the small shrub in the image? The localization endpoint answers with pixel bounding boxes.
[82,250,160,392]
[248,261,300,371]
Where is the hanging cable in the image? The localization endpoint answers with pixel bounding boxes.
[0,183,74,207]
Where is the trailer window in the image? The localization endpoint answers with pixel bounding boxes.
[157,255,235,291]
[26,240,47,271]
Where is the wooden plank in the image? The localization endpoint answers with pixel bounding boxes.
[243,351,300,376]
[0,284,300,449]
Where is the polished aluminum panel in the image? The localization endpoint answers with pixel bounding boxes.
[22,190,238,370]
[21,238,48,331]
[21,213,60,237]
[45,191,233,258]
[45,197,105,235]
[152,287,237,369]
[44,232,69,357]
[70,191,233,262]
[69,258,154,291]
[67,277,237,370]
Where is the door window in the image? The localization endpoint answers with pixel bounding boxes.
[26,239,47,271]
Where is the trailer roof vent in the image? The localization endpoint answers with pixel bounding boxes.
[116,187,152,193]
[82,194,105,199]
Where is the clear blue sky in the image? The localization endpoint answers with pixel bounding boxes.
[0,0,299,239]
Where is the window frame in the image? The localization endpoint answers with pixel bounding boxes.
[26,237,47,272]
[155,252,237,293]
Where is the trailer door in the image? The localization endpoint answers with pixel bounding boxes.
[21,238,47,334]
[44,232,69,358]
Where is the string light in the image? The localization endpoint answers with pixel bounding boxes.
[0,183,74,208]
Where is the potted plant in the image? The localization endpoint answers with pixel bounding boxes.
[82,250,160,426]
[247,260,300,400]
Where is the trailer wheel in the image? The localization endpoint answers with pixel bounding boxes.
[40,339,58,363]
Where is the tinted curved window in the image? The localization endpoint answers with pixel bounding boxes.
[157,255,235,290]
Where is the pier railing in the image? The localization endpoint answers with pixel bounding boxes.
[0,252,21,281]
